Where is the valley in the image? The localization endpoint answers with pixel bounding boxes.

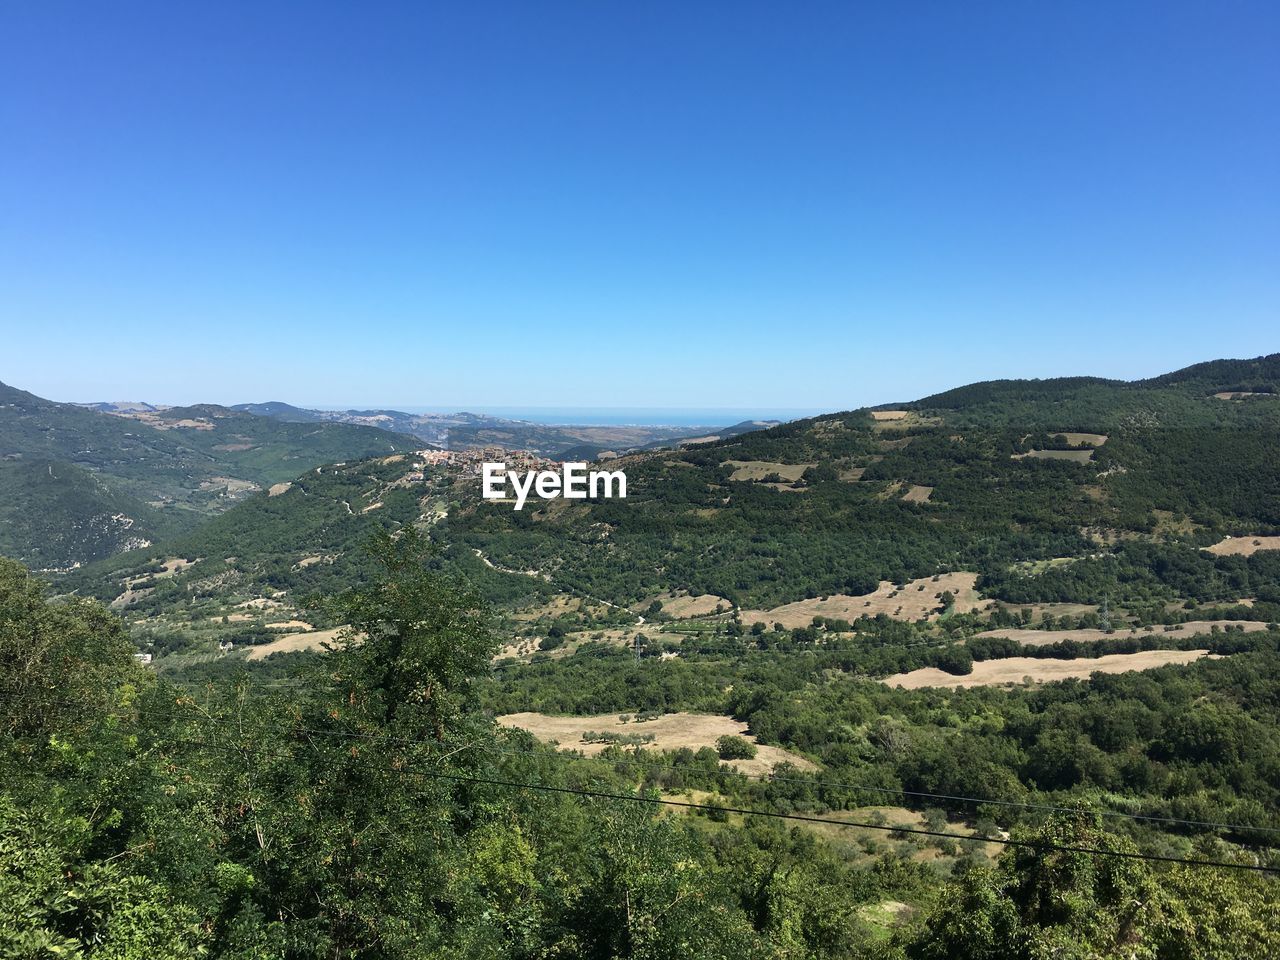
[8,355,1280,955]
[54,356,1280,688]
[9,9,1278,952]
[0,382,753,570]
[226,399,759,458]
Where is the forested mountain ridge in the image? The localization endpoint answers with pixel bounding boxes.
[1139,353,1280,390]
[0,380,421,568]
[905,355,1280,427]
[62,354,1280,664]
[11,358,1280,956]
[444,354,1279,611]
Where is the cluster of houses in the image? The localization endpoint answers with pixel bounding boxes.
[403,448,555,485]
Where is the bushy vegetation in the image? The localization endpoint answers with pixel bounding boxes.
[5,547,1279,957]
[715,734,758,760]
[485,623,1280,837]
[436,363,1280,611]
[0,381,421,568]
[8,357,1280,953]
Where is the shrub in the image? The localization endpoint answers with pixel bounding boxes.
[715,735,757,760]
[933,644,974,676]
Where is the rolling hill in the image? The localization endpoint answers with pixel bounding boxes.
[62,354,1280,657]
[0,380,423,567]
[0,459,184,568]
[36,357,1280,938]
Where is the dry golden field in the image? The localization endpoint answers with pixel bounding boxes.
[1203,535,1280,556]
[245,626,348,660]
[972,620,1268,647]
[1012,449,1095,462]
[884,649,1212,689]
[1050,432,1108,446]
[740,572,990,628]
[495,711,815,775]
[634,592,732,619]
[722,460,814,482]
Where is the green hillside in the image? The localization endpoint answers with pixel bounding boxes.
[0,459,185,569]
[446,357,1280,611]
[12,550,1280,958]
[15,358,1280,955]
[65,355,1280,658]
[0,381,422,567]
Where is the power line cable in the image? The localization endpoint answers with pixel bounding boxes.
[5,687,1278,838]
[138,731,1280,876]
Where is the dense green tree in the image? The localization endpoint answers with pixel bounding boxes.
[715,734,758,760]
[908,809,1280,959]
[323,526,499,736]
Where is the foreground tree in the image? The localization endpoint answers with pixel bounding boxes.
[324,526,498,738]
[0,557,140,739]
[907,808,1280,959]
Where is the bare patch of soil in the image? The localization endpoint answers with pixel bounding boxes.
[884,649,1213,689]
[1204,536,1280,557]
[496,711,815,775]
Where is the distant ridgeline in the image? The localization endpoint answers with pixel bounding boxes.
[37,354,1280,659]
[228,400,732,459]
[0,381,420,569]
[0,383,731,570]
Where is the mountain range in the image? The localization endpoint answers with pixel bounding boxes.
[0,382,769,568]
[38,354,1278,665]
[227,400,773,458]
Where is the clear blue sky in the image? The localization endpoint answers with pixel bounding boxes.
[2,1,1276,411]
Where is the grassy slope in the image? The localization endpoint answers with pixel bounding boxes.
[446,378,1279,608]
[0,460,185,569]
[60,354,1280,622]
[0,381,423,567]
